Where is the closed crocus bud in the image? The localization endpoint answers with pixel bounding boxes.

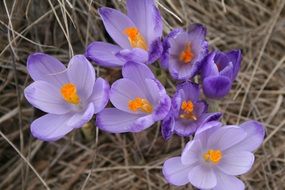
[201,50,242,99]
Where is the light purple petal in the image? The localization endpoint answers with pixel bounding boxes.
[88,78,110,114]
[99,7,135,49]
[85,41,124,67]
[27,53,68,87]
[181,140,201,165]
[67,55,95,100]
[213,171,245,190]
[96,108,140,133]
[195,121,222,148]
[162,157,192,186]
[217,150,254,175]
[147,38,163,64]
[153,91,171,121]
[67,103,94,128]
[131,114,155,132]
[110,78,146,114]
[116,48,148,63]
[207,126,247,151]
[24,81,70,114]
[188,165,217,189]
[177,81,200,102]
[202,75,232,99]
[174,120,198,137]
[126,0,162,45]
[231,120,265,152]
[31,113,74,141]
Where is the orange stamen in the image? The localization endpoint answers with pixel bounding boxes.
[179,43,194,63]
[128,97,153,113]
[60,83,80,105]
[180,100,197,120]
[123,27,148,50]
[203,149,223,164]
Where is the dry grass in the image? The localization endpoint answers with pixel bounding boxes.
[0,0,285,189]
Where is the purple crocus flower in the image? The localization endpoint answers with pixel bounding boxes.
[163,120,265,189]
[96,62,171,133]
[201,50,242,99]
[160,24,208,80]
[85,0,163,67]
[161,81,221,140]
[24,53,109,141]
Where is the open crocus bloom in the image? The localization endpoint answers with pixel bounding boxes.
[85,0,163,67]
[96,62,171,133]
[161,81,221,140]
[161,24,208,80]
[201,50,242,99]
[24,53,109,141]
[163,120,265,189]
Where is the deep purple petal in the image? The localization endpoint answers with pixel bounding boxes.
[207,126,247,151]
[88,77,110,114]
[152,90,171,121]
[217,150,254,175]
[162,157,192,186]
[201,52,219,78]
[67,103,94,128]
[231,120,265,152]
[213,171,245,190]
[67,55,95,100]
[202,75,232,99]
[98,7,135,49]
[225,49,242,80]
[85,41,124,67]
[126,0,162,45]
[27,53,68,87]
[110,78,146,114]
[31,113,74,141]
[181,140,201,165]
[177,81,200,102]
[116,48,148,63]
[24,81,70,114]
[161,113,175,140]
[147,38,163,64]
[96,108,139,133]
[220,62,234,79]
[188,165,217,189]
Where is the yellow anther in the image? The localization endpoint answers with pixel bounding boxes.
[60,83,80,105]
[203,149,223,164]
[128,97,153,113]
[179,43,194,63]
[123,27,148,50]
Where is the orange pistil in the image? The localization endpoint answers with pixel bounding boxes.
[60,83,80,105]
[179,43,194,63]
[180,100,197,120]
[128,97,153,113]
[203,149,223,164]
[123,27,148,50]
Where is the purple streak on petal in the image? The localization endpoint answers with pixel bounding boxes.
[131,114,155,132]
[207,126,247,151]
[85,41,124,67]
[181,140,201,165]
[177,81,200,102]
[147,38,163,64]
[161,113,175,140]
[217,150,254,175]
[67,55,95,100]
[225,49,242,80]
[24,81,70,114]
[231,120,265,152]
[31,113,74,141]
[162,157,193,186]
[174,120,198,137]
[67,103,94,128]
[213,171,245,190]
[27,53,68,87]
[126,0,162,45]
[96,108,140,133]
[98,7,135,49]
[88,77,110,114]
[188,165,217,189]
[110,78,146,114]
[153,90,171,121]
[172,89,182,114]
[116,48,148,63]
[202,75,232,99]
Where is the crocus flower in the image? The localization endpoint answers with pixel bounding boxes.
[163,120,265,189]
[96,61,171,133]
[24,53,109,141]
[161,81,221,140]
[160,24,208,80]
[85,0,163,67]
[201,50,242,99]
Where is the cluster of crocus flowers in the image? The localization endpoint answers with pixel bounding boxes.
[23,0,264,189]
